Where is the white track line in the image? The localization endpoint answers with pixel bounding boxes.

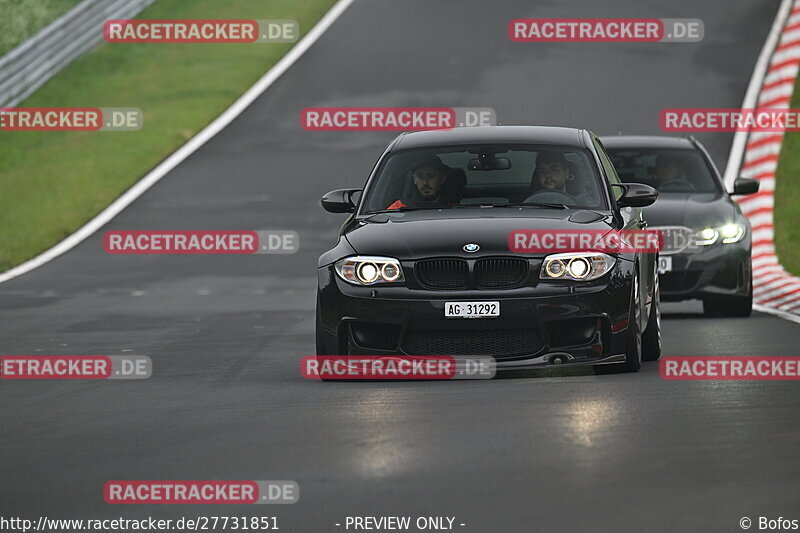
[0,0,355,284]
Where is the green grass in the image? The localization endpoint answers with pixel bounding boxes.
[774,83,800,276]
[0,0,84,56]
[0,0,335,271]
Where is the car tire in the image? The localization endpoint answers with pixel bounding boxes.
[702,273,753,317]
[642,267,662,362]
[621,272,642,372]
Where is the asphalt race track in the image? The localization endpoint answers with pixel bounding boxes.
[2,1,799,531]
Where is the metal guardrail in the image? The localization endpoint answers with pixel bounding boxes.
[0,0,158,108]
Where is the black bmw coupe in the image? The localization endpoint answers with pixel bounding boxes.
[317,126,660,373]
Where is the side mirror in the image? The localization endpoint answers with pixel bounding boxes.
[613,183,658,208]
[321,188,361,213]
[731,177,759,196]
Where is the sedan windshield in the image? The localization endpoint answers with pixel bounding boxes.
[361,144,608,214]
[605,147,721,193]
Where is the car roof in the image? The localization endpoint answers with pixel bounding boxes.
[599,135,696,149]
[392,125,588,150]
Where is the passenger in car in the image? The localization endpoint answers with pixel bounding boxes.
[527,151,599,206]
[532,151,573,194]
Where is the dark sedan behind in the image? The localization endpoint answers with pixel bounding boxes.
[602,135,759,316]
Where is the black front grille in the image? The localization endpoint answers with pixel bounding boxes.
[475,257,529,288]
[401,328,543,358]
[660,271,701,292]
[416,259,468,289]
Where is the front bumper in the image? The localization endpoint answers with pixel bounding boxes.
[659,241,751,301]
[317,259,635,371]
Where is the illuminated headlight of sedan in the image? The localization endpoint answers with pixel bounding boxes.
[335,256,404,285]
[540,252,616,281]
[694,223,746,246]
[719,223,746,244]
[695,228,719,246]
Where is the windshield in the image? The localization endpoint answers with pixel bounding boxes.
[361,144,608,214]
[605,147,721,193]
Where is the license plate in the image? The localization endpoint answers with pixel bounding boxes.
[444,301,500,319]
[657,256,672,274]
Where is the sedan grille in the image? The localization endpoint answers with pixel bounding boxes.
[416,259,468,289]
[401,328,543,359]
[475,257,529,288]
[660,271,701,292]
[653,226,692,255]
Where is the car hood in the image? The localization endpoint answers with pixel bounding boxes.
[641,192,740,229]
[345,209,615,258]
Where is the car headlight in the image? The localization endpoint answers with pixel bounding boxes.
[694,223,746,246]
[719,223,745,244]
[695,228,719,246]
[540,252,616,281]
[335,256,404,285]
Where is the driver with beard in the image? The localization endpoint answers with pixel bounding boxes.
[533,151,572,194]
[387,156,451,210]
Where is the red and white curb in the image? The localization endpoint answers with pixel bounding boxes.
[732,0,800,318]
